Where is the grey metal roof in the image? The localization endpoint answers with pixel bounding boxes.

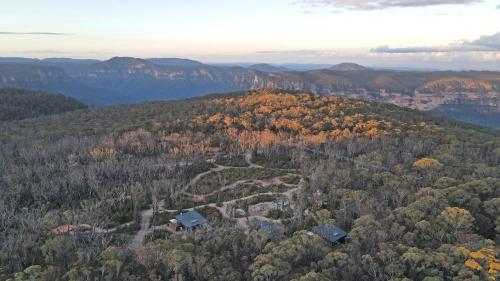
[313,224,347,243]
[258,221,284,233]
[252,220,286,240]
[175,211,207,228]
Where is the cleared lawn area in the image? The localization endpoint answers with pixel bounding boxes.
[188,167,287,194]
[233,194,287,212]
[203,183,292,204]
[280,174,301,185]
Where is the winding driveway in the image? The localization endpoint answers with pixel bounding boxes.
[55,152,304,254]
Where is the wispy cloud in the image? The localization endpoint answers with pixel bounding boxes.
[0,31,71,36]
[300,0,481,10]
[372,32,500,53]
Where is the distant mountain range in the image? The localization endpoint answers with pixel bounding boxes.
[248,64,290,73]
[0,63,128,105]
[0,57,498,128]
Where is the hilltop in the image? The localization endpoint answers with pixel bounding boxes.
[0,89,499,280]
[0,88,86,121]
[146,57,205,67]
[330,62,371,71]
[248,63,290,73]
[0,89,489,142]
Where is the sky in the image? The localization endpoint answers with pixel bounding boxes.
[0,0,499,70]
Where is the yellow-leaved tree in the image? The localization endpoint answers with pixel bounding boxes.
[413,157,443,170]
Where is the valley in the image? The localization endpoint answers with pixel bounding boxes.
[0,58,499,128]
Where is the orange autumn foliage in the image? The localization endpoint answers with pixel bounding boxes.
[88,90,436,158]
[465,259,483,271]
[89,139,117,159]
[458,246,500,280]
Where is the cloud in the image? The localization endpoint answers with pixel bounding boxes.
[0,31,71,36]
[472,32,500,49]
[372,32,500,53]
[300,0,481,10]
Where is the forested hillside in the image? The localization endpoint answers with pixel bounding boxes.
[0,90,498,281]
[1,58,499,128]
[0,88,86,121]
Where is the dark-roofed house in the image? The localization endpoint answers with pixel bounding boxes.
[251,220,286,241]
[313,224,348,245]
[168,210,207,231]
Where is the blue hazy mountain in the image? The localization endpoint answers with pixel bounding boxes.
[0,57,499,128]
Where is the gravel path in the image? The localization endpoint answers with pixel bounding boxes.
[58,153,304,254]
[129,208,153,252]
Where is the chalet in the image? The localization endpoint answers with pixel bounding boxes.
[251,220,286,241]
[169,210,207,232]
[313,224,348,245]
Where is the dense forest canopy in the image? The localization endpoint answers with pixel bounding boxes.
[0,89,498,281]
[0,88,86,122]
